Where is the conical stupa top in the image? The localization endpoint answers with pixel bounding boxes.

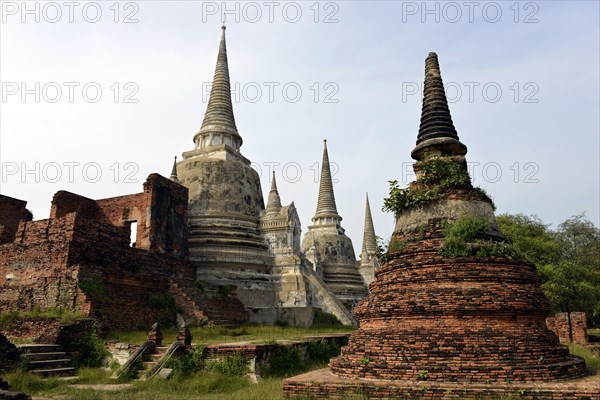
[170,156,178,182]
[198,26,241,143]
[361,193,377,254]
[265,171,282,215]
[411,52,467,160]
[313,140,341,222]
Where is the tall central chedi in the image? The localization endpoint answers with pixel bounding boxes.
[176,26,276,320]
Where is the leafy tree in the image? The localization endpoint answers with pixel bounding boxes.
[496,214,600,325]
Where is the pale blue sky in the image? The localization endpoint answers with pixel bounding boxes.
[1,1,599,248]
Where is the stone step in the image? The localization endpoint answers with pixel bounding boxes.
[18,344,77,378]
[29,359,72,369]
[18,344,62,354]
[31,367,76,378]
[26,351,67,361]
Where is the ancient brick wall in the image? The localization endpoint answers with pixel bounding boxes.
[95,173,188,256]
[0,174,246,331]
[95,192,148,248]
[546,312,587,345]
[144,174,189,257]
[1,318,64,343]
[0,215,80,312]
[0,195,31,244]
[49,191,104,221]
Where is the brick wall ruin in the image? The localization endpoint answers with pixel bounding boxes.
[0,196,31,245]
[0,174,247,331]
[546,312,587,345]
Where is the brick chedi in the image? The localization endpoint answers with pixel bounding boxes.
[302,140,368,308]
[284,53,595,400]
[175,26,277,322]
[329,52,585,383]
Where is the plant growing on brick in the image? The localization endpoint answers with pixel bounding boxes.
[382,157,494,217]
[439,215,521,259]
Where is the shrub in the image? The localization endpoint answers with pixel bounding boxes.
[266,346,301,376]
[117,356,145,382]
[439,215,521,259]
[307,339,340,363]
[382,157,494,216]
[77,279,105,295]
[208,352,247,376]
[387,237,406,253]
[71,322,109,368]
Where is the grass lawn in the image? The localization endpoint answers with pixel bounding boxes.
[4,368,291,400]
[3,328,598,400]
[107,323,355,346]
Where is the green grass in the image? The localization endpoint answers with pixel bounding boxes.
[4,367,287,399]
[568,343,600,373]
[107,324,354,346]
[0,308,87,330]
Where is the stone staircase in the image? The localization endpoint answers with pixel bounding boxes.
[142,346,169,372]
[17,344,76,378]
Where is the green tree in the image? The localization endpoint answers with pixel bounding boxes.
[497,214,600,325]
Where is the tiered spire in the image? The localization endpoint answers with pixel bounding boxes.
[170,156,178,182]
[313,140,341,223]
[361,193,377,254]
[265,171,282,215]
[411,52,467,161]
[193,26,242,148]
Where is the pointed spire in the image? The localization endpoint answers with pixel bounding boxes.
[194,26,242,148]
[362,193,377,254]
[313,140,341,223]
[170,156,179,182]
[411,52,467,161]
[265,171,282,215]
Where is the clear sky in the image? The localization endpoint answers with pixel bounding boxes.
[1,1,599,249]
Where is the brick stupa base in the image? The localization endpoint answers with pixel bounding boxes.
[283,368,600,399]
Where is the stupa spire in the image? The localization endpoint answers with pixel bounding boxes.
[313,140,341,223]
[411,52,467,161]
[193,26,242,149]
[170,156,178,182]
[361,193,377,254]
[265,171,282,215]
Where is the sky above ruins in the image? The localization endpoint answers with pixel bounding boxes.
[1,1,599,247]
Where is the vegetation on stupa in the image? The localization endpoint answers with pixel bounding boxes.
[438,215,520,259]
[382,155,493,216]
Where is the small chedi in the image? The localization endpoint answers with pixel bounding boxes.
[357,194,379,287]
[302,141,368,308]
[284,53,596,399]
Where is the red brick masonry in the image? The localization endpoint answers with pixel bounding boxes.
[283,368,600,400]
[328,230,585,382]
[547,312,588,345]
[0,174,247,330]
